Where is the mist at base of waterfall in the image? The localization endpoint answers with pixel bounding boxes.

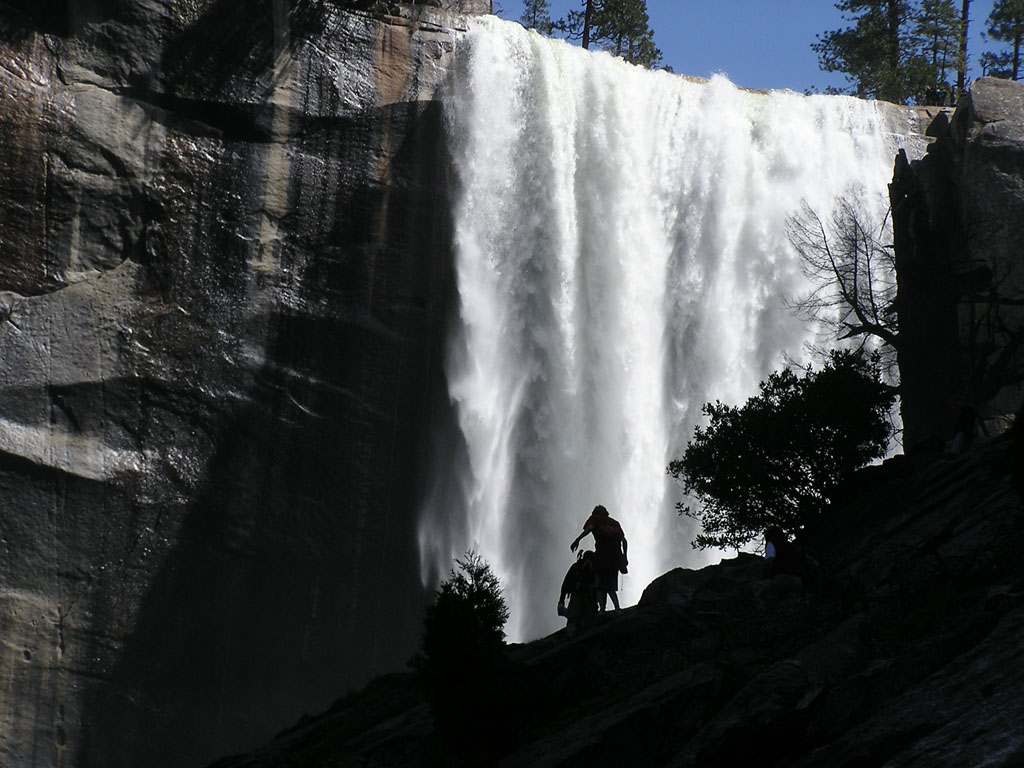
[419,16,918,643]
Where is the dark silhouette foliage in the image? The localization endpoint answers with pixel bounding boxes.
[416,551,508,674]
[669,350,897,550]
[412,551,512,762]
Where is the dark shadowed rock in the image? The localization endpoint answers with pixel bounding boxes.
[891,77,1024,448]
[214,435,1024,767]
[0,1,487,766]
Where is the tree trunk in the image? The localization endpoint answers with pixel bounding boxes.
[582,0,593,49]
[1014,29,1022,79]
[886,0,903,101]
[957,0,970,97]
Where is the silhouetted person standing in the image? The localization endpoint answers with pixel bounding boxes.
[570,505,627,611]
[952,404,979,454]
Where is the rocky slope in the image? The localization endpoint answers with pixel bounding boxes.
[0,1,483,766]
[211,428,1024,767]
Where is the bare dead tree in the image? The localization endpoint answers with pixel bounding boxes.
[789,196,1024,435]
[787,198,901,380]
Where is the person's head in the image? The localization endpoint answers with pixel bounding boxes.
[764,526,785,545]
[578,549,593,562]
[592,505,609,517]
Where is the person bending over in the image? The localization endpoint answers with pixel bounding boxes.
[570,505,627,611]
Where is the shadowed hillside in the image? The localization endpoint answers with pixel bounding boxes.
[209,424,1024,767]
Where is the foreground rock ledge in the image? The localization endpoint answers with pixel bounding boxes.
[212,433,1024,767]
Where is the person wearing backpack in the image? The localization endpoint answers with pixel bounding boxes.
[557,549,598,632]
[569,505,628,611]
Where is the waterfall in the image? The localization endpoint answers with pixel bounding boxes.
[419,16,922,642]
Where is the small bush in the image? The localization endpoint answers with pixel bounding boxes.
[412,551,511,760]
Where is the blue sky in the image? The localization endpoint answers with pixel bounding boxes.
[496,0,999,93]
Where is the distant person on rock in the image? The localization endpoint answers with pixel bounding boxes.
[570,505,627,611]
[557,549,598,633]
[951,404,979,454]
[763,526,806,580]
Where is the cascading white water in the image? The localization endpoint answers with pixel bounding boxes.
[419,16,923,642]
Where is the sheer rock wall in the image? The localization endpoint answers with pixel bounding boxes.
[0,1,477,766]
[891,77,1024,448]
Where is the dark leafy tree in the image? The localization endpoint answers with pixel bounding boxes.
[560,0,662,67]
[668,350,896,550]
[520,0,555,35]
[982,0,1024,79]
[412,551,512,759]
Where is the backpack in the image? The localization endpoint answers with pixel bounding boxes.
[566,554,598,625]
[571,555,596,596]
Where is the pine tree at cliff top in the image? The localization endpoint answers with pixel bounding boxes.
[982,0,1024,79]
[814,0,965,103]
[520,0,555,35]
[560,0,662,68]
[915,0,964,98]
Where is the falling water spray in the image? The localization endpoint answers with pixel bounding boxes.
[419,16,924,642]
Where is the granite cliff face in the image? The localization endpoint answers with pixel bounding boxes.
[891,77,1024,448]
[0,1,483,766]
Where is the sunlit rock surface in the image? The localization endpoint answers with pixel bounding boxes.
[0,1,478,765]
[891,77,1024,448]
